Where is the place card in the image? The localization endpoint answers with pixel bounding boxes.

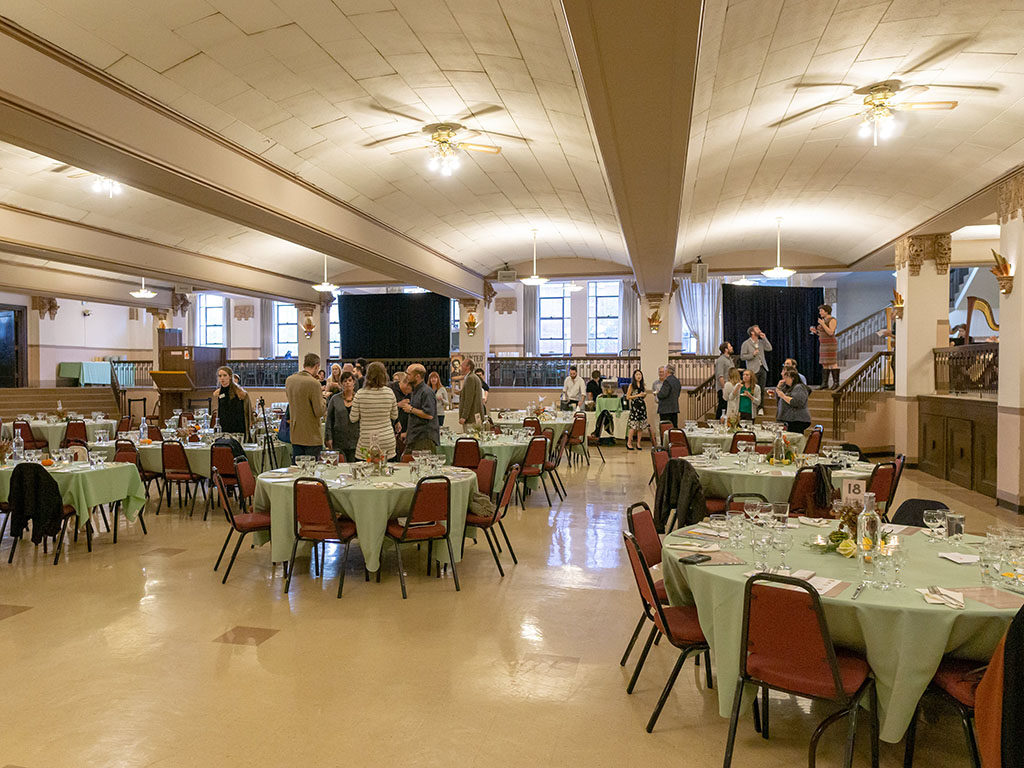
[939,552,980,564]
[955,587,1024,610]
[685,526,729,539]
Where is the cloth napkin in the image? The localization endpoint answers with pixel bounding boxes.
[916,587,965,608]
[799,517,832,527]
[665,540,720,552]
[939,552,980,564]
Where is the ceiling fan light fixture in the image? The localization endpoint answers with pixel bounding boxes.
[129,277,156,300]
[92,176,122,198]
[520,229,548,286]
[312,253,338,293]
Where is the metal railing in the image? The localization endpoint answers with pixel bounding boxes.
[487,356,640,387]
[668,354,719,387]
[226,358,452,388]
[110,360,154,389]
[934,343,998,395]
[835,308,888,364]
[831,351,893,439]
[684,374,717,421]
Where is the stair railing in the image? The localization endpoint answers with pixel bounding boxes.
[831,351,893,439]
[835,308,888,364]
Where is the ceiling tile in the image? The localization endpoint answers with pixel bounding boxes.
[208,0,289,34]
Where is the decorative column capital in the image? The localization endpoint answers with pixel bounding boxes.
[458,298,479,314]
[170,291,191,317]
[894,233,951,276]
[998,171,1024,223]
[483,281,497,307]
[233,303,254,321]
[146,307,170,328]
[31,296,58,320]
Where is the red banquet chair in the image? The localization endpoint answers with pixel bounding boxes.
[729,431,756,453]
[867,462,897,519]
[620,502,671,669]
[474,454,497,499]
[522,417,542,436]
[542,430,570,500]
[463,463,520,576]
[61,419,88,447]
[566,412,595,465]
[787,467,833,517]
[157,440,204,515]
[622,531,711,733]
[211,467,271,585]
[284,477,357,598]
[649,447,669,486]
[803,425,824,454]
[452,437,481,469]
[723,573,879,768]
[116,415,132,434]
[666,429,690,455]
[110,440,148,543]
[385,476,458,599]
[13,420,48,452]
[517,436,554,507]
[205,443,239,520]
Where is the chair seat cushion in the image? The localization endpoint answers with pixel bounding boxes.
[932,657,983,708]
[164,471,198,481]
[299,519,356,541]
[654,578,668,603]
[387,521,446,540]
[520,466,541,477]
[232,513,271,532]
[706,497,727,513]
[747,647,869,699]
[465,512,495,527]
[654,604,706,646]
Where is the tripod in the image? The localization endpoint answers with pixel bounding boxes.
[257,397,279,471]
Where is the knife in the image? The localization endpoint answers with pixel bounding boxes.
[851,583,865,600]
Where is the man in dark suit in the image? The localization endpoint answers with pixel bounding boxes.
[458,358,485,427]
[656,364,681,427]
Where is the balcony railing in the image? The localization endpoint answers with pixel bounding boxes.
[831,351,892,439]
[836,307,888,364]
[934,343,998,395]
[487,356,640,388]
[226,358,452,388]
[111,360,154,389]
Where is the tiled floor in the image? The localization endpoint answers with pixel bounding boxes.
[1,448,1020,767]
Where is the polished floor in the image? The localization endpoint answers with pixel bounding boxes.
[2,447,1021,767]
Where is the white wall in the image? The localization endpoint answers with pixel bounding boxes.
[228,297,260,357]
[834,271,896,328]
[488,283,524,355]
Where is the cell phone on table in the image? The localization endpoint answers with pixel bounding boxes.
[678,553,712,565]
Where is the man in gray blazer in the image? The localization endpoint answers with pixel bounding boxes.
[458,358,485,427]
[739,325,772,411]
[656,364,682,427]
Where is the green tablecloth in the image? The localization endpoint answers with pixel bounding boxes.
[662,527,1018,742]
[687,454,871,503]
[0,460,146,525]
[585,410,630,439]
[437,438,529,483]
[493,415,574,444]
[89,440,291,477]
[670,428,807,454]
[253,464,478,571]
[57,361,111,385]
[2,419,117,449]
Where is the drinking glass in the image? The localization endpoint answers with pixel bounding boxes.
[874,550,894,590]
[945,511,966,547]
[923,509,946,542]
[888,542,907,588]
[771,503,790,530]
[757,502,774,528]
[708,513,728,538]
[726,512,745,549]
[978,547,997,586]
[751,530,773,571]
[743,500,760,523]
[772,530,793,571]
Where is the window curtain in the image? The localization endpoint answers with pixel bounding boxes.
[621,281,638,353]
[522,283,538,356]
[259,299,274,358]
[676,276,724,355]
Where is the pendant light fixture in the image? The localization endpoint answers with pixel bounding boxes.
[761,217,795,280]
[129,277,156,299]
[565,280,584,292]
[312,253,338,293]
[519,230,548,286]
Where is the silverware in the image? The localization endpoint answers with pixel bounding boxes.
[851,583,865,600]
[927,585,964,609]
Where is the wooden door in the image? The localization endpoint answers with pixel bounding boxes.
[945,417,973,489]
[918,412,945,479]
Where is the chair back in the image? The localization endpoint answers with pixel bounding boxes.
[147,424,162,441]
[669,444,689,459]
[13,420,37,444]
[867,462,897,509]
[233,457,256,502]
[64,419,88,443]
[212,467,238,526]
[116,415,132,433]
[9,462,64,538]
[293,477,340,538]
[787,467,820,516]
[395,476,451,537]
[547,429,569,469]
[113,439,138,463]
[804,426,823,454]
[178,411,194,427]
[211,444,237,480]
[523,436,547,468]
[651,447,669,481]
[66,444,89,462]
[890,498,948,527]
[497,464,520,513]
[740,573,847,701]
[626,502,661,568]
[541,427,554,445]
[523,417,542,436]
[667,429,686,448]
[452,437,481,469]
[725,492,768,512]
[891,453,906,506]
[568,414,587,442]
[659,421,673,442]
[622,532,674,640]
[729,431,757,453]
[474,455,497,497]
[161,440,190,473]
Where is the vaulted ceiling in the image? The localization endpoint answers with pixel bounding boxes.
[0,0,1023,305]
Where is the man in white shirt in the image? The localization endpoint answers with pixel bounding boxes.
[561,366,586,409]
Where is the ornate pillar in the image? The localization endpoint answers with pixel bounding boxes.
[295,301,329,370]
[893,233,951,462]
[997,173,1024,510]
[640,293,670,416]
[458,296,489,368]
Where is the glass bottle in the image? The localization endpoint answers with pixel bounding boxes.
[771,432,786,464]
[139,414,148,442]
[12,432,24,460]
[857,492,880,584]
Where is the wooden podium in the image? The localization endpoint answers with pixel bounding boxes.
[151,371,195,420]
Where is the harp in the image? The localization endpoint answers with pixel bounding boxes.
[965,296,999,343]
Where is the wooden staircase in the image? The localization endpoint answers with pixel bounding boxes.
[0,388,120,424]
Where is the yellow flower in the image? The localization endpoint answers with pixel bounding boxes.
[837,539,857,558]
[861,537,874,551]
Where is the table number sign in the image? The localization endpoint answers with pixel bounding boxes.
[841,478,866,503]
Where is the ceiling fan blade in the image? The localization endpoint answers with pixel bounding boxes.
[812,112,860,130]
[365,103,427,123]
[460,142,502,154]
[899,37,970,76]
[767,98,850,128]
[792,81,858,89]
[924,82,1001,92]
[892,85,929,101]
[472,129,530,143]
[898,101,958,110]
[362,131,423,148]
[390,144,432,154]
[457,104,504,122]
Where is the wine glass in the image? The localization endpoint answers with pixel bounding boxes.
[772,530,793,571]
[708,513,728,538]
[923,509,946,542]
[751,530,773,572]
[743,500,760,523]
[945,511,966,548]
[726,511,745,549]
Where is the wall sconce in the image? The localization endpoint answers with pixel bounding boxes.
[647,308,662,334]
[991,249,1014,295]
[301,314,316,339]
[891,289,904,321]
[464,312,478,336]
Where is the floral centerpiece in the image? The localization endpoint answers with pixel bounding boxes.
[767,433,795,465]
[0,439,11,466]
[358,437,387,475]
[805,499,888,558]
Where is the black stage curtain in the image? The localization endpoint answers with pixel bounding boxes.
[721,284,825,387]
[336,292,450,359]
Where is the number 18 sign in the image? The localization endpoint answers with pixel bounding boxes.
[842,478,865,503]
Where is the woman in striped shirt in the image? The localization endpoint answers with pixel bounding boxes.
[350,361,398,459]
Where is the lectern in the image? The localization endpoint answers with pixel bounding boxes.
[150,371,195,421]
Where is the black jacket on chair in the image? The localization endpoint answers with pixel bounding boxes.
[9,463,66,544]
[653,458,706,533]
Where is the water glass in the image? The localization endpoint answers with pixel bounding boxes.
[945,511,966,547]
[772,530,793,571]
[887,542,907,588]
[771,502,790,530]
[751,530,773,571]
[708,513,728,537]
[726,512,745,549]
[742,500,760,522]
[873,551,894,590]
[978,547,997,586]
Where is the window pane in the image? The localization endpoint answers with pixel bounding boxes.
[280,326,297,344]
[597,297,618,317]
[540,319,564,338]
[594,338,618,354]
[206,327,223,345]
[597,318,619,338]
[206,307,223,326]
[278,305,296,323]
[539,298,563,318]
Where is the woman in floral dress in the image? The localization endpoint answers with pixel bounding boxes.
[625,369,656,450]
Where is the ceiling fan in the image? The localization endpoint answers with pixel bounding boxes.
[361,103,528,175]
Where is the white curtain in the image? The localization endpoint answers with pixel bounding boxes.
[677,276,723,355]
[620,281,638,353]
[522,283,538,356]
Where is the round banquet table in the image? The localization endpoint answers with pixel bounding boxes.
[493,414,575,444]
[2,419,118,448]
[0,459,146,526]
[252,463,478,572]
[436,436,529,483]
[88,440,291,476]
[685,454,873,503]
[671,427,807,454]
[661,526,1020,742]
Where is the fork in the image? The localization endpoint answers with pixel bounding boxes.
[927,585,964,609]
